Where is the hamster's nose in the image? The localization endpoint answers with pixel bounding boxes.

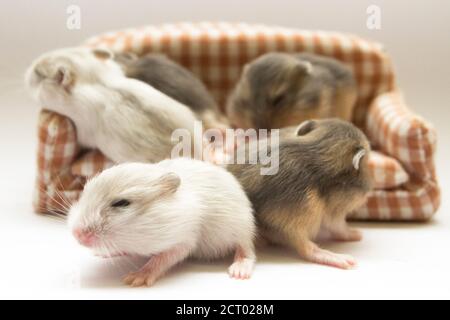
[27,67,44,88]
[33,66,46,80]
[73,228,97,247]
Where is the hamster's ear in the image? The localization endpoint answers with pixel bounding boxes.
[154,172,181,196]
[292,60,313,78]
[295,120,316,136]
[352,148,367,170]
[300,61,313,75]
[55,66,74,90]
[141,172,180,204]
[92,48,114,60]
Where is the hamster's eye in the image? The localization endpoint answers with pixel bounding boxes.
[55,69,65,85]
[92,48,113,60]
[111,199,131,208]
[271,94,286,107]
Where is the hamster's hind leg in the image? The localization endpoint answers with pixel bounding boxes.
[295,237,357,270]
[228,242,256,280]
[123,245,191,287]
[327,224,363,242]
[322,198,365,242]
[322,215,363,242]
[290,191,357,269]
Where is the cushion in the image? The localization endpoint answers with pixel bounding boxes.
[369,151,409,190]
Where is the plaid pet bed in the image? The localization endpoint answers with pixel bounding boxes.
[33,22,440,221]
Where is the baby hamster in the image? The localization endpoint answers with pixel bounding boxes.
[68,158,256,286]
[115,52,229,131]
[227,52,357,130]
[227,119,372,269]
[25,47,200,163]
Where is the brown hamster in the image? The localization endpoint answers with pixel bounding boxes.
[226,52,357,130]
[115,53,229,131]
[227,119,372,269]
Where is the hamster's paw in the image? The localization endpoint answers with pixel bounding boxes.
[228,258,254,280]
[344,229,363,242]
[332,228,363,242]
[123,271,156,287]
[308,248,357,270]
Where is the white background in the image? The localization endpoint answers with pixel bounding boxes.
[0,0,449,299]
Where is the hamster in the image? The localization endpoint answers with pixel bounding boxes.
[25,47,200,163]
[227,119,372,269]
[226,52,357,130]
[115,52,229,131]
[68,158,256,286]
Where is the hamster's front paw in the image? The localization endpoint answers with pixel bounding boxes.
[123,270,157,287]
[228,258,254,280]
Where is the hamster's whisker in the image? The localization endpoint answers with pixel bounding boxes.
[54,176,75,209]
[38,191,70,212]
[54,189,73,210]
[48,193,71,213]
[99,242,112,260]
[106,240,139,270]
[46,210,67,221]
[105,234,140,249]
[37,185,71,213]
[42,183,73,213]
[33,201,67,221]
[105,240,141,270]
[34,207,67,222]
[53,191,71,210]
[100,240,127,272]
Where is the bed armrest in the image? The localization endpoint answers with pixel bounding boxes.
[365,91,437,182]
[33,110,83,213]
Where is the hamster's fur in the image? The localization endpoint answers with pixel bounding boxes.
[25,47,200,163]
[227,52,357,130]
[115,53,229,131]
[68,158,256,286]
[227,119,372,269]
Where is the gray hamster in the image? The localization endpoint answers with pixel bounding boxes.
[115,52,229,131]
[227,119,372,269]
[227,52,357,130]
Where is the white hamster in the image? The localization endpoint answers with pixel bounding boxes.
[68,158,256,286]
[25,47,200,163]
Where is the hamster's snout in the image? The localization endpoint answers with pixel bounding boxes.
[73,228,97,248]
[27,58,71,88]
[33,67,45,80]
[26,66,43,89]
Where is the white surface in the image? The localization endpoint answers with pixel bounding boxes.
[0,0,449,300]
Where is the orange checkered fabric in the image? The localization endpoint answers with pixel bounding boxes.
[33,22,440,221]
